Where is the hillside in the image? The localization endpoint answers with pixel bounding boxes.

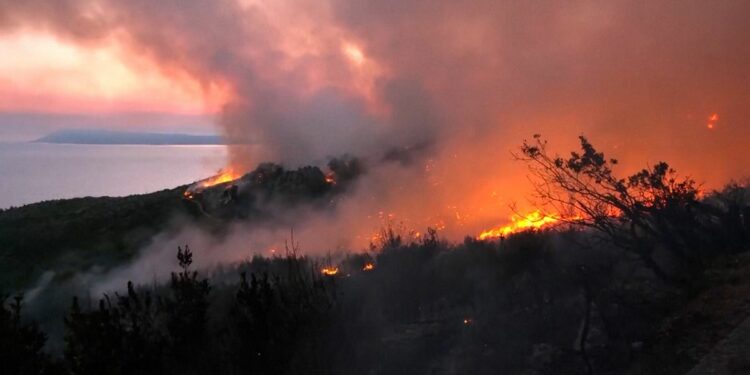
[2,147,749,374]
[0,187,185,290]
[0,158,359,291]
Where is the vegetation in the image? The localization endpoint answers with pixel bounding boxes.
[1,294,62,374]
[0,157,363,291]
[0,187,186,289]
[2,137,750,374]
[518,135,750,287]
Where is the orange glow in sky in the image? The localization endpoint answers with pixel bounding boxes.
[0,32,211,114]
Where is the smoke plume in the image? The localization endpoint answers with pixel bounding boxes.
[3,0,750,246]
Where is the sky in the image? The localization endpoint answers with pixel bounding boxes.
[0,31,219,140]
[0,32,206,114]
[1,0,750,241]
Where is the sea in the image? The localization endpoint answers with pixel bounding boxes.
[0,142,229,209]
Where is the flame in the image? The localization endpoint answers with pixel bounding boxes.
[199,168,241,189]
[183,168,242,199]
[477,210,562,240]
[362,262,375,271]
[325,172,337,185]
[321,266,339,276]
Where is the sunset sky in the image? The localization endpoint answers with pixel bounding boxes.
[0,32,206,114]
[0,30,215,140]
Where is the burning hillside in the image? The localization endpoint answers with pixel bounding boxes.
[183,169,242,200]
[1,1,748,254]
[3,1,750,374]
[181,156,362,221]
[477,210,567,240]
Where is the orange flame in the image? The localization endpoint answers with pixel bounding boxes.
[183,168,242,199]
[325,172,337,185]
[362,262,375,271]
[199,168,241,189]
[321,266,339,276]
[477,210,562,240]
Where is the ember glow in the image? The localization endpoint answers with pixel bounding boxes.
[325,172,337,185]
[362,263,375,271]
[321,266,339,276]
[477,210,564,240]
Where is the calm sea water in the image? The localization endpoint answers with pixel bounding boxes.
[0,142,229,209]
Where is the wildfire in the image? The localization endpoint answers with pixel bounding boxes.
[477,210,562,240]
[362,262,375,271]
[183,168,242,200]
[199,169,241,189]
[321,266,339,276]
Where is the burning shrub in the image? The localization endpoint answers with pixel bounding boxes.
[517,135,726,287]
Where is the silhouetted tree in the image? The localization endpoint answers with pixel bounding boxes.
[162,245,211,374]
[64,282,163,375]
[517,135,706,286]
[65,246,213,375]
[707,183,750,252]
[228,247,334,374]
[1,294,59,375]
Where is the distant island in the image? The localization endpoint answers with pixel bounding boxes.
[34,129,227,145]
